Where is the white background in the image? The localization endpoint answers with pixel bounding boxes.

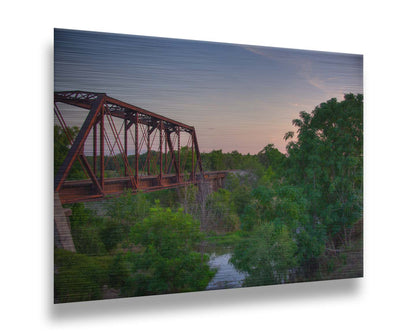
[1,0,416,332]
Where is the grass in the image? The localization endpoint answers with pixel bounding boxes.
[205,230,244,247]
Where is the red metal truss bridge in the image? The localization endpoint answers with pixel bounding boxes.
[54,91,228,204]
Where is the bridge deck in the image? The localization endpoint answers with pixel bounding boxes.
[58,171,228,204]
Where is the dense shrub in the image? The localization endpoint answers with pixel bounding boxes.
[122,205,214,296]
[69,203,106,255]
[54,249,110,303]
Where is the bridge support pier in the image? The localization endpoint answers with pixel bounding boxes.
[54,192,76,252]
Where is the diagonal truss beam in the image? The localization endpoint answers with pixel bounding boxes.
[54,91,205,202]
[54,94,105,192]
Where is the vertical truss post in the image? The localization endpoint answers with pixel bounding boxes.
[164,128,167,174]
[166,131,179,176]
[159,121,163,184]
[147,125,150,175]
[177,127,181,182]
[93,122,97,175]
[192,130,204,177]
[135,113,139,186]
[124,116,128,176]
[191,133,195,182]
[100,105,105,190]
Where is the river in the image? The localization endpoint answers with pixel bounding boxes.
[206,252,246,290]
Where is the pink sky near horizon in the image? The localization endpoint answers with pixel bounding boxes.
[55,29,363,155]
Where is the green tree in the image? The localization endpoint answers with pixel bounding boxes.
[124,205,214,296]
[257,144,286,175]
[54,249,110,303]
[224,173,252,216]
[231,223,298,286]
[177,184,199,216]
[106,190,150,223]
[207,149,226,170]
[100,191,151,251]
[205,188,240,232]
[284,94,363,247]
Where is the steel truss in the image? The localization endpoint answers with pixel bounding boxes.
[54,91,205,203]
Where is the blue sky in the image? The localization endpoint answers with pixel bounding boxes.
[55,28,363,154]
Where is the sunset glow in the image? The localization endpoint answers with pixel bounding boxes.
[55,29,363,154]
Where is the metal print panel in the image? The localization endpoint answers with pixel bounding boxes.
[54,28,363,303]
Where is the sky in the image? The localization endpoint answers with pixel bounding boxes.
[54,28,363,154]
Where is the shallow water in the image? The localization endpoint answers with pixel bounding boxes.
[206,253,246,290]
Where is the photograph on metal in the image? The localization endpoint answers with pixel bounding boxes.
[54,28,363,303]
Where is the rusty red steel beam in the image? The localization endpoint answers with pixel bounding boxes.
[103,104,137,188]
[104,95,195,131]
[166,131,176,174]
[191,135,195,182]
[54,90,206,202]
[58,171,229,204]
[93,122,97,174]
[166,131,180,178]
[159,121,163,183]
[100,105,105,189]
[55,94,105,192]
[124,116,128,176]
[55,91,195,132]
[54,103,90,179]
[135,113,139,186]
[102,123,125,179]
[192,130,204,176]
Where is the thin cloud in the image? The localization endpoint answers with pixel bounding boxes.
[242,45,284,63]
